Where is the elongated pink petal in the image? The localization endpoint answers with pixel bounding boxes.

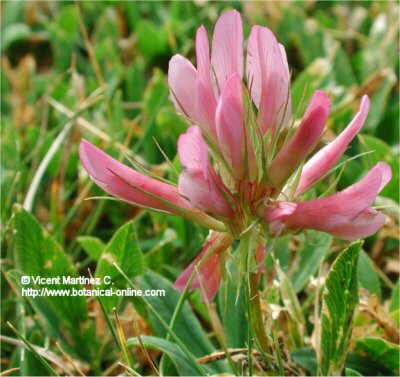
[246,26,262,107]
[328,208,386,240]
[168,55,198,121]
[79,139,189,214]
[279,44,290,83]
[211,10,243,92]
[79,140,227,232]
[269,91,330,187]
[265,202,297,223]
[196,25,211,83]
[263,162,391,239]
[196,79,218,138]
[174,232,232,301]
[287,162,390,225]
[178,127,234,218]
[195,26,218,138]
[216,73,245,179]
[295,95,370,196]
[247,26,291,133]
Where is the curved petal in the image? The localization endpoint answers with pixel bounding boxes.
[79,139,189,213]
[264,162,391,239]
[196,26,211,80]
[196,26,218,138]
[168,55,198,121]
[216,73,246,179]
[178,127,234,218]
[328,208,386,240]
[79,140,226,231]
[211,10,243,92]
[269,91,330,187]
[247,26,291,133]
[174,232,232,301]
[295,95,370,196]
[196,79,217,138]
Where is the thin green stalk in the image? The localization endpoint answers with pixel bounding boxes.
[248,272,270,353]
[7,322,60,376]
[247,301,253,376]
[113,309,135,371]
[97,296,121,352]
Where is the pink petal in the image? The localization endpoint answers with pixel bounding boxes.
[268,91,330,187]
[79,139,189,214]
[196,79,218,139]
[211,10,243,92]
[80,140,227,231]
[178,127,234,218]
[279,44,290,83]
[247,26,291,133]
[295,95,370,196]
[196,26,211,82]
[174,232,232,301]
[195,26,218,138]
[265,202,298,223]
[264,162,391,239]
[328,208,386,240]
[216,73,246,179]
[246,27,262,107]
[168,55,198,121]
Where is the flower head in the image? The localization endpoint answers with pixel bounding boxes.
[79,10,391,300]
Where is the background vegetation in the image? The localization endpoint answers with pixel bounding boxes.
[1,1,399,376]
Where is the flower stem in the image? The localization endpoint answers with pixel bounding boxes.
[249,271,270,353]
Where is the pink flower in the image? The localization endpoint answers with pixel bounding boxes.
[79,10,391,300]
[174,231,232,301]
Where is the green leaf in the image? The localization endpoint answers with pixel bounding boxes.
[10,205,92,360]
[354,337,400,375]
[390,280,400,313]
[291,348,318,375]
[95,220,144,310]
[137,271,220,369]
[217,270,249,348]
[272,235,292,272]
[332,45,357,87]
[127,335,204,376]
[291,231,332,293]
[345,367,362,376]
[277,265,306,348]
[77,236,105,261]
[318,241,362,376]
[357,249,381,299]
[292,347,389,376]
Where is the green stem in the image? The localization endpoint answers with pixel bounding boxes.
[249,272,270,353]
